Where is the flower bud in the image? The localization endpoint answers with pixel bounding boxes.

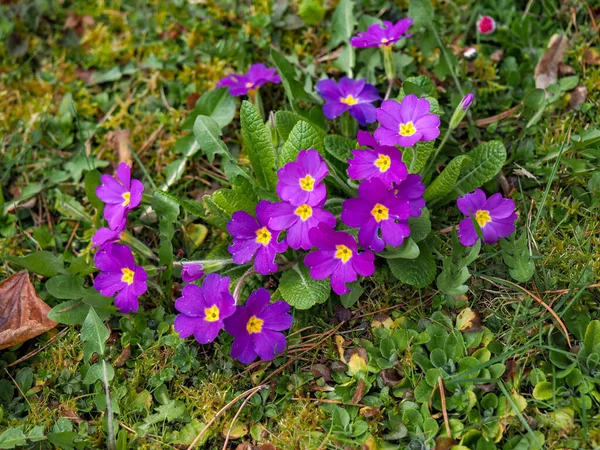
[449,93,474,129]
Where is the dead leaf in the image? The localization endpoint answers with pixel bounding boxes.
[558,63,576,76]
[0,271,58,350]
[114,345,131,368]
[490,49,504,63]
[534,34,568,90]
[359,406,380,419]
[108,130,132,166]
[380,368,403,387]
[310,363,333,382]
[186,92,200,110]
[435,437,458,450]
[258,444,276,450]
[372,314,393,329]
[584,48,600,65]
[352,378,366,404]
[568,85,588,110]
[345,348,368,375]
[503,359,518,381]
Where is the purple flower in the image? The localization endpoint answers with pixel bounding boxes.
[461,93,474,110]
[394,174,426,218]
[347,131,408,188]
[224,288,292,364]
[350,19,413,49]
[316,78,381,126]
[374,95,441,148]
[181,263,205,282]
[174,273,236,344]
[341,178,411,252]
[217,64,281,97]
[92,219,126,248]
[267,200,336,251]
[96,163,144,230]
[227,201,288,275]
[93,243,147,313]
[304,224,375,295]
[277,149,329,206]
[457,189,517,246]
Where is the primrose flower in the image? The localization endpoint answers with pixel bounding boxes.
[394,174,426,218]
[92,219,126,248]
[374,95,440,148]
[304,224,375,295]
[341,178,411,252]
[350,19,413,49]
[347,131,408,188]
[276,149,329,206]
[267,200,336,251]
[316,78,381,126]
[96,163,144,230]
[93,243,147,314]
[457,189,517,246]
[174,273,236,344]
[217,64,281,97]
[181,263,205,282]
[224,288,292,364]
[461,93,475,110]
[477,16,496,35]
[227,201,288,275]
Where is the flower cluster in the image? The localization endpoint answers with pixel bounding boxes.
[173,274,292,364]
[92,163,147,313]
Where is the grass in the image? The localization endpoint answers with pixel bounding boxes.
[2,0,600,449]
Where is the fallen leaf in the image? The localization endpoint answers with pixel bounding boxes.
[186,92,200,110]
[345,348,368,375]
[558,63,576,76]
[435,437,458,450]
[503,359,518,381]
[490,49,504,63]
[380,368,403,387]
[0,271,58,350]
[534,34,568,90]
[584,48,600,65]
[310,363,333,382]
[108,130,132,166]
[258,444,276,450]
[114,345,131,367]
[372,314,393,329]
[352,378,366,404]
[568,85,588,110]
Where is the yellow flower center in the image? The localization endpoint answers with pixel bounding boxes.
[295,204,313,221]
[246,315,264,334]
[255,227,272,245]
[121,268,134,285]
[299,174,315,191]
[340,95,359,106]
[399,121,417,137]
[371,203,389,222]
[204,305,220,322]
[476,210,492,228]
[245,82,253,88]
[334,245,352,263]
[374,154,391,173]
[381,38,389,44]
[122,192,131,206]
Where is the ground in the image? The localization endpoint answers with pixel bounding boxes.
[1,0,600,449]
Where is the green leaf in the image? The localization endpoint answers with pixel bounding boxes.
[424,155,469,201]
[152,191,180,289]
[211,176,259,217]
[449,141,507,199]
[387,242,436,288]
[275,111,327,142]
[583,320,600,356]
[408,208,431,242]
[532,381,553,401]
[84,169,103,211]
[501,233,535,283]
[192,115,233,163]
[279,120,325,166]
[45,275,86,300]
[299,0,325,25]
[27,426,45,443]
[330,0,356,47]
[47,431,77,450]
[0,426,27,449]
[377,238,420,259]
[271,50,313,108]
[403,141,435,174]
[83,361,114,385]
[64,153,109,183]
[408,0,434,29]
[48,300,92,325]
[161,135,201,188]
[241,101,278,191]
[81,308,110,362]
[182,87,236,130]
[15,367,33,393]
[324,134,355,165]
[144,400,187,426]
[8,251,64,277]
[279,264,331,310]
[437,231,480,297]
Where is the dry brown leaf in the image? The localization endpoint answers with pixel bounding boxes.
[109,130,132,166]
[0,271,58,350]
[352,378,366,404]
[584,48,600,65]
[558,63,576,76]
[534,34,568,90]
[568,85,588,110]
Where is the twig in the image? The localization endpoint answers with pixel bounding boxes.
[8,328,69,367]
[186,385,267,450]
[438,377,451,438]
[221,392,254,450]
[233,268,256,304]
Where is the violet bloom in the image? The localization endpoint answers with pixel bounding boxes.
[267,200,336,251]
[316,78,381,126]
[374,95,440,148]
[217,64,281,97]
[347,131,408,188]
[93,243,147,313]
[394,174,426,218]
[277,149,329,206]
[227,201,288,275]
[341,178,411,252]
[174,273,236,344]
[92,219,126,248]
[96,163,144,230]
[224,288,292,364]
[304,224,375,295]
[461,93,474,110]
[350,19,413,48]
[181,263,205,282]
[457,189,517,246]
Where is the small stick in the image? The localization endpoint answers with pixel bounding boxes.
[438,377,452,438]
[221,392,255,450]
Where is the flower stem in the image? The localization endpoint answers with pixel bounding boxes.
[384,78,394,101]
[340,111,356,138]
[250,89,265,121]
[173,258,233,267]
[233,267,256,304]
[425,127,452,174]
[131,150,157,191]
[102,360,116,450]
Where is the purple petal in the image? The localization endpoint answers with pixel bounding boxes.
[114,288,139,313]
[254,245,278,275]
[231,335,257,364]
[350,103,377,126]
[381,220,411,246]
[323,102,351,120]
[352,250,375,277]
[194,321,223,345]
[181,263,205,282]
[458,217,479,246]
[457,189,487,216]
[174,314,199,338]
[330,262,357,295]
[259,300,292,331]
[253,330,287,361]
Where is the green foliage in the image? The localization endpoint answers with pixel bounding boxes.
[271,50,313,108]
[387,242,436,288]
[81,308,109,362]
[501,232,535,282]
[192,115,232,163]
[152,191,180,289]
[279,264,330,309]
[7,251,64,277]
[329,0,356,47]
[403,141,435,174]
[279,120,325,166]
[298,0,325,26]
[182,87,236,130]
[437,230,480,297]
[424,155,469,201]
